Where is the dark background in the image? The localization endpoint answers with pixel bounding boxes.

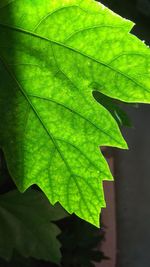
[100,1,150,267]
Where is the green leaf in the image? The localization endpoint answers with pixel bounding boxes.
[0,189,67,263]
[0,0,150,226]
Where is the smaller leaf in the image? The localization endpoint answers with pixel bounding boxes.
[0,189,67,263]
[93,91,132,127]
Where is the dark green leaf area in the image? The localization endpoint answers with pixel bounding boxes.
[0,190,67,263]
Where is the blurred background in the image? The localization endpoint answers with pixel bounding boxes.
[99,1,150,267]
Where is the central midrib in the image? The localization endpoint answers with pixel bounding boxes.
[0,55,101,217]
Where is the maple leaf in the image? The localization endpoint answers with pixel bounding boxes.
[0,0,150,226]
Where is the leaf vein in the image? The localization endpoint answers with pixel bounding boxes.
[1,23,149,94]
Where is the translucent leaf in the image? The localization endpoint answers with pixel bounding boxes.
[0,0,150,226]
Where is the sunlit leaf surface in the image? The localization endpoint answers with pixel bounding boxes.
[0,0,150,226]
